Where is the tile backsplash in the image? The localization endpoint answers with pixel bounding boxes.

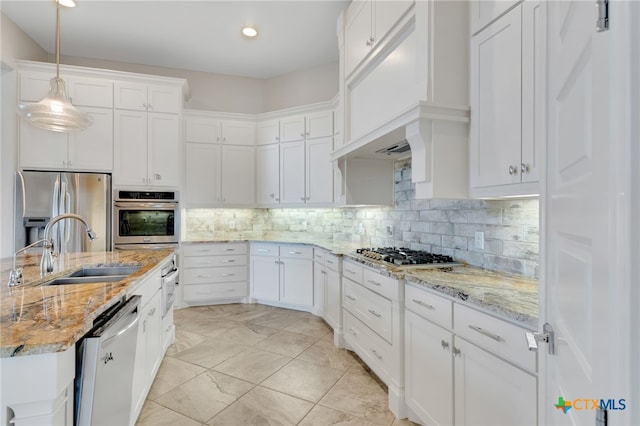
[185,160,539,279]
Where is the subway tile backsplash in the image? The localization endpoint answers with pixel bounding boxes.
[185,160,539,279]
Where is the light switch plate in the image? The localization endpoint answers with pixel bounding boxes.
[474,231,484,249]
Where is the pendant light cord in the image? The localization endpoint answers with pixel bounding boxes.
[56,0,60,79]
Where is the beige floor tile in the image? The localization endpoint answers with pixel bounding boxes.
[392,418,420,425]
[297,338,358,371]
[175,338,249,368]
[298,405,376,426]
[214,323,279,345]
[247,310,298,329]
[165,329,207,356]
[253,330,319,357]
[135,400,202,426]
[154,370,254,423]
[207,386,313,426]
[319,364,395,426]
[284,316,332,338]
[175,315,240,337]
[147,356,207,400]
[218,303,278,322]
[213,348,291,384]
[261,358,345,403]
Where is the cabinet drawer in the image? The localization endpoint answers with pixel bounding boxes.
[183,266,248,284]
[280,245,313,259]
[251,243,279,257]
[343,309,392,383]
[343,280,393,343]
[128,270,161,307]
[342,260,363,283]
[313,248,326,263]
[325,253,340,271]
[183,243,247,257]
[362,268,398,300]
[183,282,248,302]
[454,304,536,373]
[405,284,452,329]
[183,254,247,268]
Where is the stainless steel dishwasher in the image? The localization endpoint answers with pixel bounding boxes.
[75,295,141,426]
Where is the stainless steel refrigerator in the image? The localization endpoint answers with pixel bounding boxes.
[15,171,111,253]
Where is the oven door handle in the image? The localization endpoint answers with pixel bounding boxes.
[114,202,179,209]
[162,269,179,284]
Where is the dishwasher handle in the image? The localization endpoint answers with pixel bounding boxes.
[98,296,142,348]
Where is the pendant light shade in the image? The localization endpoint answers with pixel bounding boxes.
[17,0,92,132]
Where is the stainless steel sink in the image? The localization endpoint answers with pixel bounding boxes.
[68,265,141,277]
[45,275,128,285]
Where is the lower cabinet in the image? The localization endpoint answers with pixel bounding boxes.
[404,283,537,426]
[250,243,314,311]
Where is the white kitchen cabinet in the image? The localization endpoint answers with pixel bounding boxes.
[221,145,255,205]
[221,120,255,145]
[313,249,327,317]
[306,136,334,204]
[185,116,221,144]
[280,140,306,204]
[250,243,314,311]
[470,2,543,197]
[280,115,306,142]
[314,248,343,339]
[344,0,414,77]
[114,110,180,188]
[19,70,113,108]
[256,119,280,145]
[256,144,280,205]
[470,0,520,35]
[184,143,220,207]
[181,243,249,306]
[114,82,181,114]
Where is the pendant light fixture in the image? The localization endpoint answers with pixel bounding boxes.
[17,0,92,132]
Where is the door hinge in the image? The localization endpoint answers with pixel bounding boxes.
[525,322,555,355]
[596,0,609,32]
[596,408,608,426]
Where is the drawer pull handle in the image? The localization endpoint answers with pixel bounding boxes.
[346,269,357,275]
[288,251,303,255]
[195,249,212,253]
[320,270,327,275]
[326,260,334,264]
[468,325,502,342]
[221,259,236,263]
[224,248,236,251]
[412,299,435,310]
[197,275,212,278]
[195,291,211,295]
[225,289,236,293]
[220,273,235,277]
[345,295,356,301]
[368,309,382,318]
[348,327,358,336]
[441,340,449,350]
[371,349,383,360]
[258,249,270,252]
[367,280,381,286]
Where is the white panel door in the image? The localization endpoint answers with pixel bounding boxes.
[221,145,255,205]
[306,137,333,204]
[68,76,113,108]
[184,143,220,206]
[148,113,180,187]
[279,140,305,204]
[256,119,280,145]
[281,258,313,308]
[306,111,333,139]
[470,6,522,188]
[345,0,373,77]
[185,117,220,144]
[256,144,280,205]
[19,120,67,169]
[221,120,255,145]
[325,267,341,330]
[68,107,113,171]
[543,2,631,425]
[373,0,413,43]
[251,257,280,302]
[114,110,148,186]
[147,85,181,114]
[114,81,147,111]
[279,115,305,142]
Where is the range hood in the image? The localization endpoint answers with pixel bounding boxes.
[375,139,411,156]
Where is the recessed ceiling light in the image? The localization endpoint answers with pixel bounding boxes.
[57,0,77,7]
[242,26,258,38]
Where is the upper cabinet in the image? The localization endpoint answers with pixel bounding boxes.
[114,82,181,114]
[469,1,544,198]
[470,0,521,35]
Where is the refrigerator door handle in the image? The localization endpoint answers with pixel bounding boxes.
[52,176,61,252]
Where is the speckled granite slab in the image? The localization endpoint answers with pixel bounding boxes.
[0,250,174,358]
[404,266,539,329]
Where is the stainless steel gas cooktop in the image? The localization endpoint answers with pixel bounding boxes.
[354,247,462,269]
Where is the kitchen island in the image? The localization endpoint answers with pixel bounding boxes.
[0,249,174,426]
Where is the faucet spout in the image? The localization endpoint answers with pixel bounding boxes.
[40,213,97,275]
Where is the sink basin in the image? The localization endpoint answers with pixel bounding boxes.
[45,275,128,285]
[68,265,141,277]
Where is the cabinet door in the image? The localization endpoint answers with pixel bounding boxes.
[221,120,255,145]
[114,110,148,186]
[325,267,341,330]
[185,117,221,144]
[221,145,255,205]
[148,113,180,187]
[345,0,373,77]
[306,111,333,139]
[280,140,306,204]
[405,310,453,426]
[19,120,68,169]
[147,85,181,114]
[68,107,113,171]
[313,261,326,317]
[185,143,220,206]
[114,81,147,111]
[19,70,53,101]
[454,337,537,426]
[470,0,520,34]
[256,120,280,145]
[145,290,163,382]
[251,256,280,302]
[256,144,280,205]
[470,6,522,189]
[373,0,413,44]
[306,137,333,204]
[281,258,313,308]
[68,76,113,108]
[279,115,305,142]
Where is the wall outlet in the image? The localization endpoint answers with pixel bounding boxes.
[357,223,365,235]
[474,231,484,249]
[228,220,235,230]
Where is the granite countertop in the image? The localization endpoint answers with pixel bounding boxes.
[404,266,538,329]
[0,249,174,358]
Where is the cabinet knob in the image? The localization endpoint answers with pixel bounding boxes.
[275,136,279,141]
[154,173,161,180]
[452,347,461,357]
[300,133,305,137]
[521,163,529,174]
[142,103,148,109]
[441,340,449,350]
[148,104,153,110]
[300,197,306,201]
[270,193,275,198]
[275,198,280,202]
[508,165,518,175]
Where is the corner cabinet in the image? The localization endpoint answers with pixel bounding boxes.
[469,1,544,198]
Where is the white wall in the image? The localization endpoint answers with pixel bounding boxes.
[0,13,48,69]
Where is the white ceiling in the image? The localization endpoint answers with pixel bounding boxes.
[1,0,349,79]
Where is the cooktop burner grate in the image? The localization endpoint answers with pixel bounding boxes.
[356,247,456,265]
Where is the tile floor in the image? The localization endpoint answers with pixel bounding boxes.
[136,303,417,425]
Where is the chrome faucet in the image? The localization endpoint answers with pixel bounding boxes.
[40,213,97,275]
[6,239,51,287]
